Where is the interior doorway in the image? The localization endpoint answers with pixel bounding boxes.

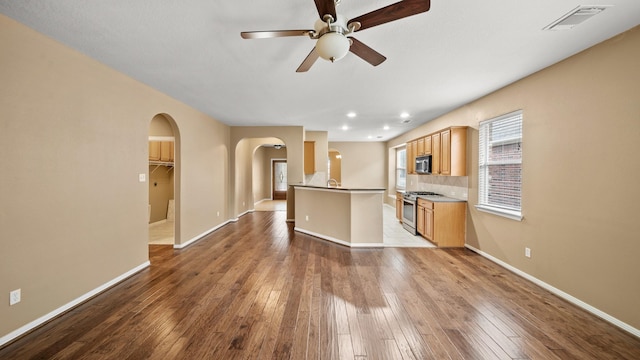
[148,114,178,246]
[272,160,287,200]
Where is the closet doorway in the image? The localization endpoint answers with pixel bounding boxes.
[148,114,178,246]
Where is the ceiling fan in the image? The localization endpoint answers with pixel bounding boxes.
[240,0,431,72]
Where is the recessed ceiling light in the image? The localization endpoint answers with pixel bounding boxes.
[342,125,348,131]
[383,125,390,130]
[400,112,410,118]
[347,112,357,118]
[367,135,373,139]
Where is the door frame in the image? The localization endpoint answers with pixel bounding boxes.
[272,159,287,200]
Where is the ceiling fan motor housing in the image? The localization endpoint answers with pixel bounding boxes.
[314,14,351,62]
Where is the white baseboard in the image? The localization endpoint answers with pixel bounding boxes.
[175,220,232,249]
[0,261,150,347]
[294,227,384,248]
[465,244,640,338]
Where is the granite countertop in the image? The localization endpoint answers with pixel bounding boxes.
[417,195,467,203]
[292,184,386,192]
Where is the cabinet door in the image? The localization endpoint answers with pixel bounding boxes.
[160,141,174,162]
[407,140,416,174]
[423,136,432,155]
[304,141,315,175]
[425,207,434,241]
[396,197,402,222]
[431,133,441,175]
[149,141,161,161]
[440,129,451,175]
[417,205,426,235]
[417,138,425,156]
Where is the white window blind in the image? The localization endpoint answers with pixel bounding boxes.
[396,147,407,189]
[477,110,523,220]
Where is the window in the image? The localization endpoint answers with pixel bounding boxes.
[477,110,523,221]
[396,147,406,189]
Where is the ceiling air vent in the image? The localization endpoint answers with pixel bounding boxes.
[543,5,611,31]
[400,118,412,124]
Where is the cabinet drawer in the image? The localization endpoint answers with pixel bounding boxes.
[417,198,433,209]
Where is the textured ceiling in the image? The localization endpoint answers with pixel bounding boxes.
[1,0,639,141]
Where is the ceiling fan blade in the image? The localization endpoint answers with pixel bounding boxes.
[348,38,386,66]
[296,47,320,72]
[241,30,313,39]
[314,0,337,20]
[348,0,431,32]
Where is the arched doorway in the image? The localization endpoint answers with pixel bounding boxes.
[148,114,180,246]
[253,141,287,211]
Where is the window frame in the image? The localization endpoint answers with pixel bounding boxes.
[476,110,523,221]
[395,147,407,190]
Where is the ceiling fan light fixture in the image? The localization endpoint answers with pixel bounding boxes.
[316,32,350,62]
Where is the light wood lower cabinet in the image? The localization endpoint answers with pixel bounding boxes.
[417,198,466,247]
[417,202,426,235]
[395,192,403,222]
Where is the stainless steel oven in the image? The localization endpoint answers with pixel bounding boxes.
[402,196,417,235]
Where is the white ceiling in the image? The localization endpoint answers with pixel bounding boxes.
[1,1,639,141]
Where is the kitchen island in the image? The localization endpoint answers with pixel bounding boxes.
[293,185,385,247]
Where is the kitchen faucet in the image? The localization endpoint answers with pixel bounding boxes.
[327,178,338,187]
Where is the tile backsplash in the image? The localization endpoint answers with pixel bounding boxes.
[406,175,469,200]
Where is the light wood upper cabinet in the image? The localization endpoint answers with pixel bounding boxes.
[417,136,432,156]
[423,136,432,155]
[440,129,451,175]
[407,140,417,174]
[410,126,466,176]
[408,126,466,176]
[149,141,161,161]
[431,132,441,175]
[304,141,315,175]
[149,141,174,163]
[160,141,174,162]
[440,127,467,176]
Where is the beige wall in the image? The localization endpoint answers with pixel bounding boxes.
[0,14,230,340]
[388,26,640,331]
[329,142,387,188]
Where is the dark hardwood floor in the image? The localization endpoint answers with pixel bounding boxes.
[2,211,639,359]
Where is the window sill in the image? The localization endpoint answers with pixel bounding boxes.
[475,205,523,221]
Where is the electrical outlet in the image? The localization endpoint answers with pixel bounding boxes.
[217,211,220,217]
[305,215,309,221]
[138,173,146,182]
[10,289,21,306]
[525,247,531,258]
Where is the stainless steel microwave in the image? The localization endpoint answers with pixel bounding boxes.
[415,155,432,174]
